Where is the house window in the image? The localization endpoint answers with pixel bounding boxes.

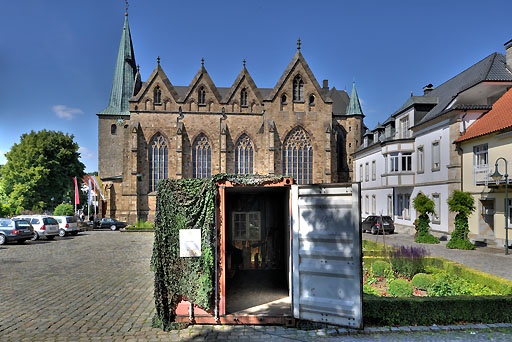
[389,153,399,172]
[387,195,393,216]
[293,75,304,102]
[235,134,253,174]
[111,124,117,135]
[372,160,376,180]
[372,195,376,215]
[432,141,440,171]
[282,127,313,184]
[432,193,441,224]
[473,144,488,166]
[401,153,412,171]
[192,133,211,178]
[359,164,363,182]
[399,116,410,139]
[240,88,248,107]
[154,86,162,104]
[309,94,315,105]
[417,146,424,173]
[365,162,369,181]
[149,133,168,192]
[365,195,369,214]
[281,94,287,104]
[396,193,411,219]
[232,211,261,241]
[198,86,206,105]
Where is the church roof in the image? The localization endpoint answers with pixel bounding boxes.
[99,14,137,116]
[345,82,363,116]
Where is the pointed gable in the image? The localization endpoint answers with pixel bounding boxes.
[99,14,137,116]
[181,60,222,104]
[222,63,263,105]
[265,49,330,103]
[131,60,179,103]
[456,87,512,142]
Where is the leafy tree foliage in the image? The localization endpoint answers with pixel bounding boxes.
[0,130,85,213]
[53,203,75,216]
[413,193,440,244]
[447,190,476,250]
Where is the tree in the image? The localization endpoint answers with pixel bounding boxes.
[413,193,440,244]
[0,130,85,213]
[53,203,75,216]
[446,190,476,250]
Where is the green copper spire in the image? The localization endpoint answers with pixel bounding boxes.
[346,81,363,116]
[99,13,137,115]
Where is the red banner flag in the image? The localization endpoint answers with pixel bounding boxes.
[74,177,80,205]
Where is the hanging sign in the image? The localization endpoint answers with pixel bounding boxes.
[179,229,202,257]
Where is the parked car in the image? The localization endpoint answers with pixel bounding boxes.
[362,215,395,235]
[14,215,60,240]
[0,218,35,245]
[95,217,127,231]
[53,216,80,237]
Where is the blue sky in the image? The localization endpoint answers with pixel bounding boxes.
[1,0,512,172]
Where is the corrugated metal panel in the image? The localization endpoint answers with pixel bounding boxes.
[291,183,362,328]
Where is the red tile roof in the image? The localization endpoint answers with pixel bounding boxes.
[456,87,512,142]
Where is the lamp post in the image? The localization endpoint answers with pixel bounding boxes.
[490,157,509,255]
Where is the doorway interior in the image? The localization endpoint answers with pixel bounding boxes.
[224,187,290,315]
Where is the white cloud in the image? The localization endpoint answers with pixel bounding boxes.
[52,105,83,120]
[78,146,94,159]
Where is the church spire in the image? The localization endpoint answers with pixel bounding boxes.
[99,11,137,115]
[346,81,363,116]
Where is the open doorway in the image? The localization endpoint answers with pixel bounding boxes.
[224,187,290,315]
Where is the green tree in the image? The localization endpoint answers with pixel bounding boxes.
[446,190,476,250]
[0,130,85,213]
[413,193,440,244]
[53,203,75,216]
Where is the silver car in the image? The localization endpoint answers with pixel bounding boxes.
[14,215,60,241]
[54,216,80,237]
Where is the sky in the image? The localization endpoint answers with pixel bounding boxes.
[2,0,512,173]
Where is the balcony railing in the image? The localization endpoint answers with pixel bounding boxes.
[474,164,490,185]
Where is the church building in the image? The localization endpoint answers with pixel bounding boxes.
[97,13,365,223]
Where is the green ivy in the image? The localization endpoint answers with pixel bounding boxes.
[151,174,285,330]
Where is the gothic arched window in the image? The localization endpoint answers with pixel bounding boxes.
[149,133,168,192]
[293,75,304,102]
[282,127,313,184]
[154,86,162,104]
[198,86,206,105]
[235,134,254,174]
[192,133,211,178]
[240,88,248,107]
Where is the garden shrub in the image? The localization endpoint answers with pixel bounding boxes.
[389,245,429,278]
[388,279,413,297]
[411,273,434,290]
[371,260,390,277]
[413,193,440,244]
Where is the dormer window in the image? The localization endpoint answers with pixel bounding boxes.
[154,86,162,104]
[240,88,248,107]
[198,86,206,105]
[293,75,304,102]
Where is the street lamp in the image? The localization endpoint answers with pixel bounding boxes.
[490,157,509,255]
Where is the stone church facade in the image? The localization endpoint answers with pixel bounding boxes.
[97,14,365,223]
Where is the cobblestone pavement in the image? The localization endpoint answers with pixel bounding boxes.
[1,230,512,341]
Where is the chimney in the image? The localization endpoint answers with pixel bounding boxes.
[423,83,434,95]
[505,39,512,70]
[323,79,329,90]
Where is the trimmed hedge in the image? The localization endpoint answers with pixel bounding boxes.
[364,295,512,326]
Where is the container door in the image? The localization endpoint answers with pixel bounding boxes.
[291,183,362,328]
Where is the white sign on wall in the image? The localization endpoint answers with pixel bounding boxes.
[179,229,202,257]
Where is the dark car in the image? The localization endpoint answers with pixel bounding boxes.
[0,218,35,244]
[95,218,127,231]
[362,215,395,235]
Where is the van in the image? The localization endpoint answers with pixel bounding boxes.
[53,216,80,237]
